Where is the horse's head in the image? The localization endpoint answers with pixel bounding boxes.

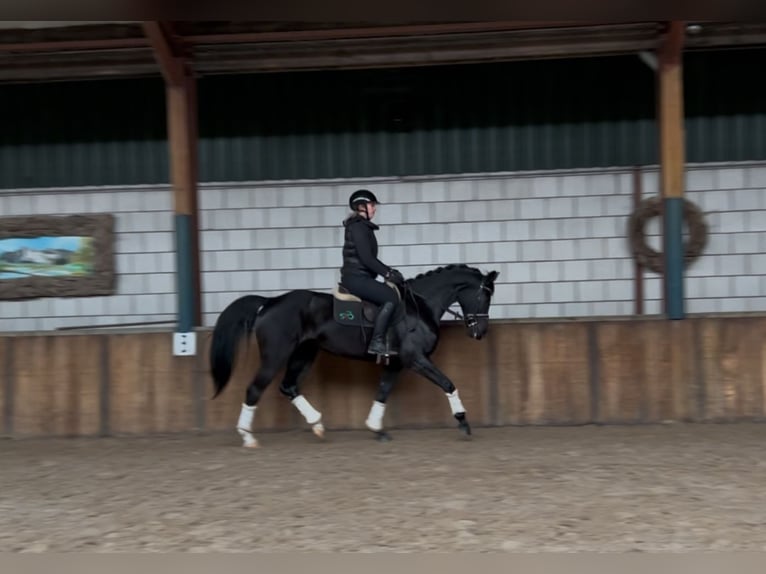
[406,264,500,339]
[455,269,499,340]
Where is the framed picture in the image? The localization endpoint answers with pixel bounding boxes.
[0,213,116,300]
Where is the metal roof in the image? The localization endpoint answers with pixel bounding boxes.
[0,21,765,83]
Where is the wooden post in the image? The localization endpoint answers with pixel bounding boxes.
[143,22,202,333]
[657,21,686,320]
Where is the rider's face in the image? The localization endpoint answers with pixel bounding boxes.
[359,202,377,219]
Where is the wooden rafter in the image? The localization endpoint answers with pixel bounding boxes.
[658,20,685,66]
[1,21,765,83]
[142,21,187,86]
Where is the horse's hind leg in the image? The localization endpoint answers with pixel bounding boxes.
[236,354,286,448]
[278,341,324,439]
[365,361,402,442]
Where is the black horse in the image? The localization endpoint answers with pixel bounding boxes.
[209,263,499,447]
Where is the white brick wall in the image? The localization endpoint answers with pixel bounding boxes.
[195,161,766,325]
[0,187,177,332]
[679,164,766,313]
[0,161,765,332]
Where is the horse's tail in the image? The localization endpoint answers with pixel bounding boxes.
[209,294,268,399]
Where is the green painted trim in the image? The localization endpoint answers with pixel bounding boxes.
[663,197,685,320]
[175,214,194,332]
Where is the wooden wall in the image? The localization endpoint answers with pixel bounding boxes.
[2,315,765,438]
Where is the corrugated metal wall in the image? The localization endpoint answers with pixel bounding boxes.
[0,77,169,188]
[196,54,659,181]
[0,48,764,190]
[684,48,766,162]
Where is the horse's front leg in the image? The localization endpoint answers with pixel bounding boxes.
[365,361,402,442]
[409,356,471,437]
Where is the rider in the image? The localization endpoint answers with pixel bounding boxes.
[340,189,405,356]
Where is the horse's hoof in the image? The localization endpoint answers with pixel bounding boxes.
[238,429,259,448]
[312,422,325,439]
[375,431,392,442]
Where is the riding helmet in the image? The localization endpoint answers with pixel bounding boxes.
[348,189,380,211]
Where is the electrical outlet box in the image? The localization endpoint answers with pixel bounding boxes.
[173,332,197,356]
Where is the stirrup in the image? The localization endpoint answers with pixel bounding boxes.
[372,351,395,365]
[367,344,388,356]
[367,343,398,361]
[369,348,399,357]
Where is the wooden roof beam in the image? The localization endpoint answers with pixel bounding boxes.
[181,20,605,44]
[658,20,685,65]
[142,21,188,86]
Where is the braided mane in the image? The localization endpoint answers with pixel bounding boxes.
[406,263,482,283]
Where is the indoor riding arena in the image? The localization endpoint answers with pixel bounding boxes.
[1,21,766,553]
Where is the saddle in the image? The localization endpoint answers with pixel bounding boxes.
[332,280,401,327]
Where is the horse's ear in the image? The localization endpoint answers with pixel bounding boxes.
[486,270,499,283]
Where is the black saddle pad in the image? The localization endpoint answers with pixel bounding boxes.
[333,295,378,326]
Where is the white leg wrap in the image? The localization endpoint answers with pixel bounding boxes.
[236,403,258,447]
[447,390,465,415]
[237,403,256,430]
[292,394,322,425]
[365,401,386,432]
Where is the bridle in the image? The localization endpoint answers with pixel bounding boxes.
[403,278,492,338]
[443,280,493,337]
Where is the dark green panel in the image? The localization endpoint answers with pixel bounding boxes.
[0,77,168,189]
[195,55,659,182]
[0,47,765,190]
[684,48,766,163]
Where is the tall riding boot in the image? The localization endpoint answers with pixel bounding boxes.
[367,301,397,356]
